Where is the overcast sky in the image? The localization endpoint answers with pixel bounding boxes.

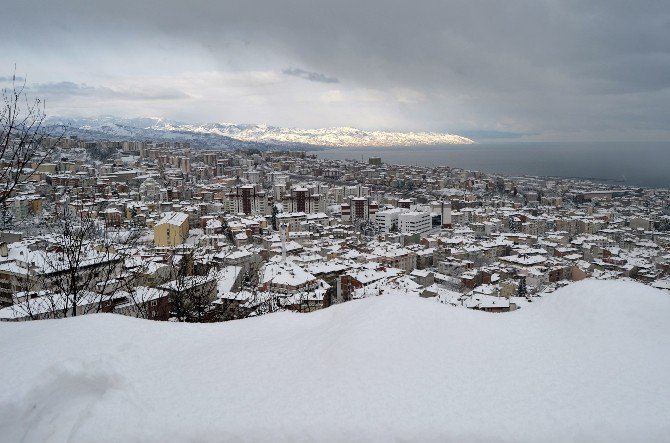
[2,0,669,141]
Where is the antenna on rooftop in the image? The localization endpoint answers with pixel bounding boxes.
[279,222,288,262]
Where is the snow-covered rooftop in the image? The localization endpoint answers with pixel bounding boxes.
[155,211,188,227]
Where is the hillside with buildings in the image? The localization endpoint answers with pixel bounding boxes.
[1,137,669,321]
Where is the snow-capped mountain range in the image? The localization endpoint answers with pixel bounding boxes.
[50,116,474,148]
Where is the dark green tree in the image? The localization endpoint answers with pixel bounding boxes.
[517,276,527,297]
[271,204,278,231]
[390,221,399,233]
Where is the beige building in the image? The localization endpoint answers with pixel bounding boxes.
[154,212,190,247]
[34,163,58,173]
[4,196,43,220]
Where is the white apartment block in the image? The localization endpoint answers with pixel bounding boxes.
[345,185,370,198]
[276,212,308,232]
[243,170,261,184]
[375,207,409,233]
[398,211,432,234]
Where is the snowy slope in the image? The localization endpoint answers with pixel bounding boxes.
[1,279,669,442]
[49,117,267,150]
[52,116,475,148]
[157,122,475,147]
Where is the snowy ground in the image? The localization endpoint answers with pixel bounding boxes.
[1,279,669,442]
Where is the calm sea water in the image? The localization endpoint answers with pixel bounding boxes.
[316,142,670,189]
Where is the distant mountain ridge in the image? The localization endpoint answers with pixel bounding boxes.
[49,116,475,148]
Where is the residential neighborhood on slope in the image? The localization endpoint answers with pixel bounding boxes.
[1,136,669,321]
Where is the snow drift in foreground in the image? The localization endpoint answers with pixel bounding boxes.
[1,279,669,442]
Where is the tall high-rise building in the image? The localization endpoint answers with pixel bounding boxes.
[283,187,325,214]
[224,185,270,215]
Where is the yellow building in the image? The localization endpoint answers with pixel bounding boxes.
[31,198,43,214]
[154,212,190,247]
[5,195,43,219]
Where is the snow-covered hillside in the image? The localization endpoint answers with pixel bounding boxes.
[1,279,669,442]
[154,121,475,147]
[52,116,475,147]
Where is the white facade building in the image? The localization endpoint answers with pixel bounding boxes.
[398,211,431,234]
[375,207,409,233]
[430,201,452,226]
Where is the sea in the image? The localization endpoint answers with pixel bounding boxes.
[315,142,670,189]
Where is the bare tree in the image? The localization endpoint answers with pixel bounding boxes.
[121,286,170,321]
[13,204,148,320]
[164,251,217,322]
[211,261,261,321]
[1,72,63,206]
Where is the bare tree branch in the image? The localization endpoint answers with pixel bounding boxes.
[0,70,65,206]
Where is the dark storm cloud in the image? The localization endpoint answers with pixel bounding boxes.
[32,82,189,101]
[0,76,25,82]
[3,0,670,138]
[33,82,100,96]
[459,130,537,141]
[282,68,338,83]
